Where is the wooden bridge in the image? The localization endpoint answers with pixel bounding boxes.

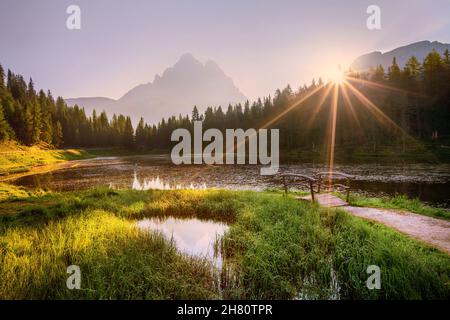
[279,171,354,207]
[279,171,450,255]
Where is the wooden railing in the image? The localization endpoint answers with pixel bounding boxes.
[315,171,353,202]
[279,171,354,202]
[279,173,317,201]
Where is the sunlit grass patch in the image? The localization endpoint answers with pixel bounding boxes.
[0,183,30,202]
[0,141,93,178]
[0,210,218,299]
[0,183,50,203]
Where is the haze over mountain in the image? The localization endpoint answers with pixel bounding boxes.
[66,54,247,125]
[351,40,450,71]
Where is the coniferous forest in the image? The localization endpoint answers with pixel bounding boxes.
[1,49,449,157]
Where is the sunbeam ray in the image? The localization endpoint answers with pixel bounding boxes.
[222,83,326,164]
[304,83,334,131]
[327,84,339,182]
[345,76,426,97]
[343,79,415,141]
[261,84,325,129]
[340,84,362,131]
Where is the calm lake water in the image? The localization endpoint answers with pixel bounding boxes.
[9,155,450,208]
[137,217,228,269]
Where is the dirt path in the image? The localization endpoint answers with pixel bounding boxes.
[301,194,450,254]
[342,205,450,254]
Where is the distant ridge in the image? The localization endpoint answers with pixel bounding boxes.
[66,53,247,125]
[64,97,115,113]
[351,40,450,71]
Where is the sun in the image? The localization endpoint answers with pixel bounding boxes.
[328,66,345,85]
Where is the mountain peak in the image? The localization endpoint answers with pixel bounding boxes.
[66,54,247,125]
[179,52,195,60]
[176,53,201,66]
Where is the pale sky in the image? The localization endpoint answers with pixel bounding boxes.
[1,0,449,100]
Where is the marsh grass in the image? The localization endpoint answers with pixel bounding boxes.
[0,188,449,299]
[0,210,218,299]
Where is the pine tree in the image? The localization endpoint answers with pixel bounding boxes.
[423,49,443,90]
[0,104,11,141]
[135,117,146,147]
[192,106,200,121]
[0,64,4,89]
[443,49,450,68]
[52,121,63,146]
[388,57,401,82]
[404,56,421,78]
[123,116,134,148]
[26,78,42,144]
[40,114,53,144]
[23,105,34,145]
[6,69,12,91]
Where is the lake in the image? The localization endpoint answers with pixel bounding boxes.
[9,155,450,208]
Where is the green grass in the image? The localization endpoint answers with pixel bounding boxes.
[0,188,449,300]
[345,193,450,220]
[0,141,93,177]
[221,194,450,299]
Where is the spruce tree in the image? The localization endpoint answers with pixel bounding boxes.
[52,121,63,147]
[423,49,443,96]
[0,64,4,89]
[404,56,421,78]
[0,105,11,141]
[135,117,146,147]
[123,116,134,149]
[443,49,450,68]
[192,106,200,121]
[40,114,53,144]
[388,57,401,82]
[27,79,42,144]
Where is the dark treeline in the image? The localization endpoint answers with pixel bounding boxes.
[1,48,449,152]
[0,66,134,148]
[137,49,450,152]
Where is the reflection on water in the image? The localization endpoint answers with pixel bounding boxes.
[131,172,207,190]
[136,217,228,269]
[8,155,450,207]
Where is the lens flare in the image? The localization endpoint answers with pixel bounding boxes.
[329,67,345,85]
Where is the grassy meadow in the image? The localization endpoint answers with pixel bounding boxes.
[0,188,449,300]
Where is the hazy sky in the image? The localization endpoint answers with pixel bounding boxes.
[1,0,449,100]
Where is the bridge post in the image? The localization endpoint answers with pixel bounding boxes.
[346,178,350,202]
[309,181,315,202]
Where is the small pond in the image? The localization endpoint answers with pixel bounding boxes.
[136,217,228,269]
